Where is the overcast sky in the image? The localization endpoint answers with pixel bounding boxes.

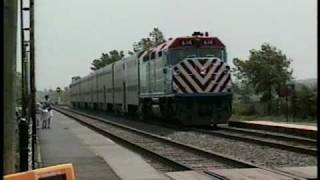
[28,0,317,90]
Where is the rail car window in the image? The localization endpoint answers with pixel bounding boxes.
[150,52,155,59]
[167,48,226,64]
[158,51,162,57]
[143,55,149,62]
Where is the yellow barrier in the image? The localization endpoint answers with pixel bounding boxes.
[4,164,76,180]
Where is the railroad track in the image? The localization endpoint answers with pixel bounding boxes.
[219,125,317,145]
[193,126,317,156]
[54,107,308,180]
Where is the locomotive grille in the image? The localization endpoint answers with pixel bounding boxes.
[173,58,231,94]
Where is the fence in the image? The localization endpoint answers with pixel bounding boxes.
[233,97,317,121]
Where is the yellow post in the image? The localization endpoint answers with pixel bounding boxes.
[4,164,76,180]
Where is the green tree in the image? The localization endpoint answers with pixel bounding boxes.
[233,43,293,114]
[133,38,152,52]
[295,85,317,119]
[149,27,166,46]
[232,80,257,115]
[133,27,166,52]
[91,50,124,71]
[233,80,254,103]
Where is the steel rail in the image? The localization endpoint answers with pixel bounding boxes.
[193,128,317,156]
[219,125,317,145]
[54,107,307,180]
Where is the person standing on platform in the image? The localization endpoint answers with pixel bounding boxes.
[41,106,49,129]
[47,106,53,128]
[36,102,41,128]
[44,95,52,107]
[41,95,52,129]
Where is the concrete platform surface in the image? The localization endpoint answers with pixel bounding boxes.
[166,167,318,180]
[228,120,317,139]
[243,121,317,131]
[39,111,170,180]
[279,166,317,179]
[208,168,293,180]
[208,166,318,180]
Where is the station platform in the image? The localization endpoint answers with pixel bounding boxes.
[38,110,170,180]
[207,166,317,180]
[165,166,317,180]
[228,120,317,139]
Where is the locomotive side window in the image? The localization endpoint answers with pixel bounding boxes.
[158,51,162,57]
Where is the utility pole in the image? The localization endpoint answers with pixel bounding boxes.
[56,87,62,104]
[19,0,30,172]
[4,0,18,174]
[29,0,37,169]
[286,96,289,122]
[19,0,37,171]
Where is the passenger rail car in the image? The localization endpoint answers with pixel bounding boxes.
[70,32,232,126]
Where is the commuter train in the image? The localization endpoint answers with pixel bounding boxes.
[69,32,232,126]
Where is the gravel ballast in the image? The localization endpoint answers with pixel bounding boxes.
[72,109,318,168]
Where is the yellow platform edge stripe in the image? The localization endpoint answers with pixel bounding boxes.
[4,163,76,180]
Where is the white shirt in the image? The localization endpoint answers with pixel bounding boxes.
[49,110,53,117]
[41,109,49,120]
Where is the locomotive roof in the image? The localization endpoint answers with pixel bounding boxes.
[139,36,225,61]
[70,35,225,85]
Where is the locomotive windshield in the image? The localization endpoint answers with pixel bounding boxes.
[167,48,227,65]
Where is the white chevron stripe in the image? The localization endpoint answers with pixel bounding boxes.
[184,58,223,85]
[228,79,232,87]
[173,81,183,93]
[173,57,231,94]
[214,73,230,92]
[202,60,223,83]
[193,59,213,70]
[183,61,208,85]
[205,64,226,92]
[173,82,183,94]
[175,75,194,93]
[204,80,217,92]
[222,78,232,92]
[176,64,203,93]
[221,77,232,92]
[182,60,216,85]
[204,64,226,92]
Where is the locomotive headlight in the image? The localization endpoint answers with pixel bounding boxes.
[200,68,206,75]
